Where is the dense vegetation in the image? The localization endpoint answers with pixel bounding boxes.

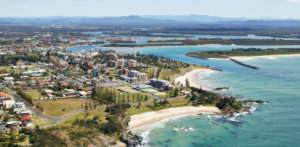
[190,87,242,111]
[91,87,117,104]
[187,48,300,59]
[17,90,34,105]
[20,128,67,147]
[216,97,241,109]
[105,103,131,116]
[0,54,47,66]
[135,53,195,69]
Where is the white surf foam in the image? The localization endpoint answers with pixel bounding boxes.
[137,131,151,147]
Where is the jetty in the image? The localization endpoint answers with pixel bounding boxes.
[230,58,259,69]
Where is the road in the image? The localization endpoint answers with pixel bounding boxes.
[1,84,187,128]
[0,85,60,121]
[42,95,188,128]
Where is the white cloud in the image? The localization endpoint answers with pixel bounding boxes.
[287,0,300,2]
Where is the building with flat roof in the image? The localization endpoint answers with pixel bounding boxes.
[14,102,26,113]
[128,70,140,78]
[23,69,46,77]
[130,77,138,83]
[150,78,170,88]
[3,100,15,109]
[138,73,147,83]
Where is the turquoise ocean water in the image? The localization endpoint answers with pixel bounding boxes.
[68,45,300,147]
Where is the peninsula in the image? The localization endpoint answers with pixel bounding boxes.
[186,48,300,59]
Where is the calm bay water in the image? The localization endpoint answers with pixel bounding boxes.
[68,45,300,147]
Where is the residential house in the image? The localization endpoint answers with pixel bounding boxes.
[3,100,15,109]
[14,102,26,113]
[43,89,54,94]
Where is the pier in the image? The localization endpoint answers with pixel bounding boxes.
[230,58,260,69]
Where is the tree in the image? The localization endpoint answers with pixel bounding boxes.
[174,88,179,97]
[186,78,190,87]
[35,125,40,130]
[94,103,97,109]
[144,95,148,102]
[85,103,88,110]
[154,99,157,106]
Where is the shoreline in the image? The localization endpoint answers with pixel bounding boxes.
[174,68,212,90]
[129,106,220,131]
[229,54,300,60]
[99,44,221,49]
[187,53,300,61]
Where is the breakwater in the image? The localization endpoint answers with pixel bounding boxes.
[230,58,260,69]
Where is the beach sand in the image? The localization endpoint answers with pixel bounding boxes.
[129,106,220,130]
[230,54,300,60]
[175,68,211,90]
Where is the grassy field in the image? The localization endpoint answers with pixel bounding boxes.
[0,66,36,72]
[55,108,108,127]
[25,91,44,100]
[117,86,140,94]
[126,97,192,116]
[31,113,54,127]
[38,99,86,118]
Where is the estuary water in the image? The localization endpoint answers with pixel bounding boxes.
[68,45,300,147]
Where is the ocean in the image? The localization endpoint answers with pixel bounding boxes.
[68,45,300,147]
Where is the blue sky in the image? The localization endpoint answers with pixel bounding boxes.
[0,0,300,18]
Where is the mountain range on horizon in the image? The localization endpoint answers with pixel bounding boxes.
[0,15,300,27]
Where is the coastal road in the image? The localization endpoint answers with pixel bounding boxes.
[1,84,188,128]
[0,85,60,121]
[42,95,188,128]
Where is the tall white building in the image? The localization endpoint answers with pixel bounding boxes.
[138,73,147,83]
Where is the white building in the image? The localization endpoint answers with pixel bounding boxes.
[138,73,147,83]
[23,69,46,76]
[3,100,15,109]
[14,102,26,113]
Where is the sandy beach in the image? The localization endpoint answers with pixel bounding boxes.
[129,106,220,130]
[175,68,211,89]
[230,54,300,60]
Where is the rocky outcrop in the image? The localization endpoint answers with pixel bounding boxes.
[243,99,269,104]
[121,131,142,147]
[221,106,252,114]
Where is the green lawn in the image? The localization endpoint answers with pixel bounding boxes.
[55,108,108,127]
[31,113,54,127]
[38,99,86,118]
[25,91,44,100]
[0,66,37,72]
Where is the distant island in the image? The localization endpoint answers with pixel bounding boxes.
[186,48,300,59]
